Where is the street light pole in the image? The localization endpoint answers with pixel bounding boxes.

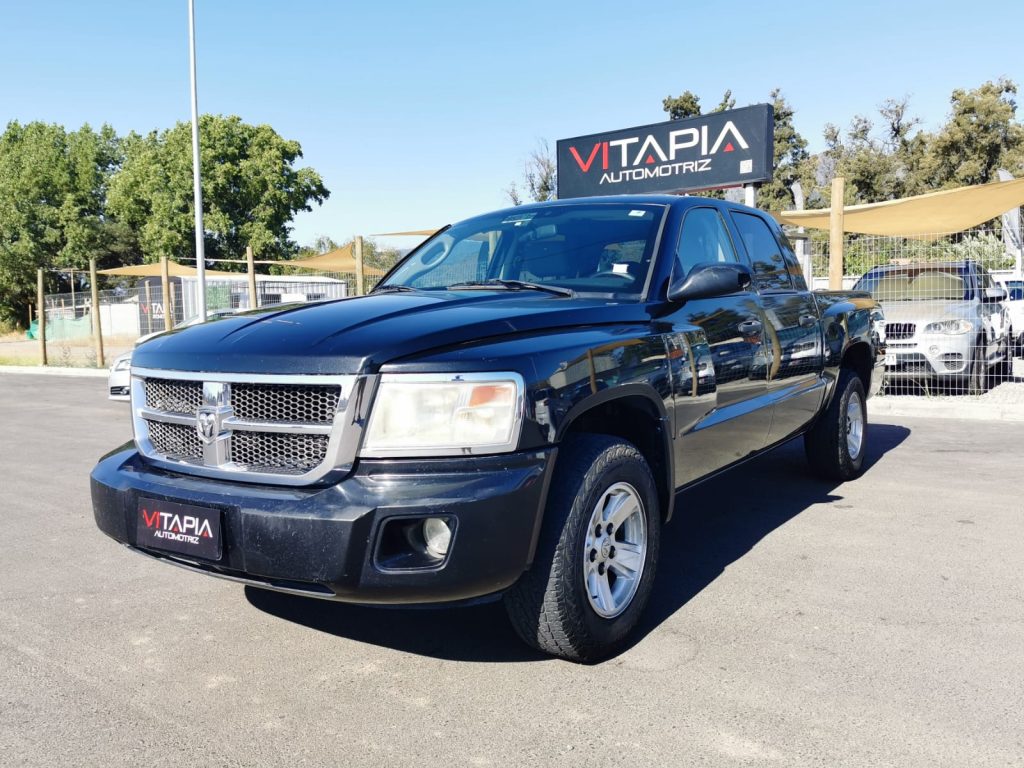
[188,0,207,320]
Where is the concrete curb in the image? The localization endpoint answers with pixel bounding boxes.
[869,396,1024,422]
[0,365,108,378]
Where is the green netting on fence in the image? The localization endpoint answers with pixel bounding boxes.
[25,314,93,341]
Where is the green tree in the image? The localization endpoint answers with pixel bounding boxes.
[107,115,329,267]
[662,89,702,120]
[506,139,557,205]
[0,120,122,324]
[757,89,811,212]
[920,78,1024,187]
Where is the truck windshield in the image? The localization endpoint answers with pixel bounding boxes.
[854,266,971,301]
[379,203,666,297]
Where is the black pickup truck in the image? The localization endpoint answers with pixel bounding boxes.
[91,195,883,662]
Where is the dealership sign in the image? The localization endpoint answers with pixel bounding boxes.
[556,104,774,198]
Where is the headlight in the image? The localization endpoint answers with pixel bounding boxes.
[112,356,132,371]
[360,373,524,457]
[923,319,974,335]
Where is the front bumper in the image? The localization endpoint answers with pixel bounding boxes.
[91,446,555,604]
[883,334,972,379]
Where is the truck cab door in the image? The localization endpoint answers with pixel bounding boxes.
[729,210,826,444]
[666,207,771,487]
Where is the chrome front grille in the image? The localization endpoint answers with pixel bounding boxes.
[131,368,362,485]
[885,323,916,340]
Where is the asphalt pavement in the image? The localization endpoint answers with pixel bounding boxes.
[1,373,1021,767]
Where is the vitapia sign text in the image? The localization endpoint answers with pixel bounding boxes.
[556,104,774,198]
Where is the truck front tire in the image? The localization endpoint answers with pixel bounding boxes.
[504,434,660,663]
[804,367,867,482]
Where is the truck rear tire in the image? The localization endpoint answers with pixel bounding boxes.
[804,368,867,482]
[504,434,660,663]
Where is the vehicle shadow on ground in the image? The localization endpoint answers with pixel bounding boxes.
[245,423,910,664]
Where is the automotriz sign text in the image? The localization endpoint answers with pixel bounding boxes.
[556,104,774,198]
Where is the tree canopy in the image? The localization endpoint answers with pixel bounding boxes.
[0,115,328,325]
[108,115,328,266]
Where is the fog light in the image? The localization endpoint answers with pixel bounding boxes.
[422,517,452,558]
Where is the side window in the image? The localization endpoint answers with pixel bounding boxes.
[675,208,739,281]
[730,211,794,292]
[776,230,808,291]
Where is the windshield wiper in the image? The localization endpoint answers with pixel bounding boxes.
[447,279,575,298]
[370,284,420,294]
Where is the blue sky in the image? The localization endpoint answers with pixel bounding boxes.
[2,1,1022,252]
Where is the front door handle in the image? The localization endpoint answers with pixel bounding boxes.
[799,314,817,328]
[737,318,763,335]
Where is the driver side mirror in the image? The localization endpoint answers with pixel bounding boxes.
[668,262,752,303]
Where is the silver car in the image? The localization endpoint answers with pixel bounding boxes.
[107,309,238,401]
[853,261,1011,394]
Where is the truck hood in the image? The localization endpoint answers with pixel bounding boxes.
[131,291,652,374]
[876,299,976,325]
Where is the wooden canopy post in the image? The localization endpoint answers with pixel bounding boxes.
[354,236,365,296]
[160,257,172,331]
[829,177,845,290]
[89,259,105,368]
[246,246,258,310]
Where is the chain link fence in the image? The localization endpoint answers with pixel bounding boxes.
[803,223,1023,396]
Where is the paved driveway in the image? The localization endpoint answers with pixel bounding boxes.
[1,373,1021,767]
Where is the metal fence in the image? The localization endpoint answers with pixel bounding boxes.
[33,263,401,368]
[804,224,1023,396]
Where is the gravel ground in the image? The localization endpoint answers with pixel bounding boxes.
[1,374,1023,767]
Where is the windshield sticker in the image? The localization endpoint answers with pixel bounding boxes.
[612,263,630,274]
[628,209,648,217]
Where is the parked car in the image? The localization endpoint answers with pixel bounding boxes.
[91,196,883,662]
[853,261,1011,393]
[996,277,1024,356]
[107,309,238,400]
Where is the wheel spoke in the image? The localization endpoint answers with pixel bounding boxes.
[595,572,615,613]
[607,493,640,528]
[609,542,642,576]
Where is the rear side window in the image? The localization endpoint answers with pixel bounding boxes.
[730,211,794,291]
[674,207,739,280]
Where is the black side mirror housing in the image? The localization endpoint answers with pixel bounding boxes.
[668,262,753,303]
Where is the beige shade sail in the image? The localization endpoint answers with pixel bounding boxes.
[370,229,439,237]
[283,245,388,276]
[774,177,1024,236]
[97,262,237,278]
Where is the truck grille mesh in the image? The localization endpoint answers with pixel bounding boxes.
[145,379,203,415]
[230,432,330,474]
[133,371,354,484]
[231,383,339,424]
[145,420,203,461]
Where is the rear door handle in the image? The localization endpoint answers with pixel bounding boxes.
[737,318,762,335]
[799,314,817,328]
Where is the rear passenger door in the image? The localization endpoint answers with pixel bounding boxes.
[667,206,771,485]
[729,210,825,444]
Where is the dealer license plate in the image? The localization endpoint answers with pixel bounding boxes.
[136,497,222,561]
[884,352,897,367]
